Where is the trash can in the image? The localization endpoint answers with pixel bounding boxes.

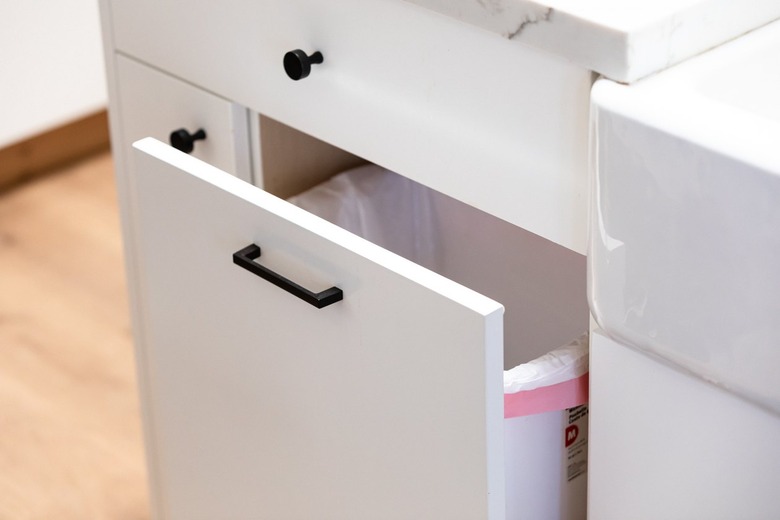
[289,164,589,520]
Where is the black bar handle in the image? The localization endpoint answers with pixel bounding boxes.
[233,244,343,309]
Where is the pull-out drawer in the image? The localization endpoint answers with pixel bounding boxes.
[133,138,502,519]
[131,138,588,519]
[109,0,593,252]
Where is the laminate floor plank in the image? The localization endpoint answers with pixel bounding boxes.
[0,152,149,520]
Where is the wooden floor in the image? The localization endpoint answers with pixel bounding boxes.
[0,152,149,519]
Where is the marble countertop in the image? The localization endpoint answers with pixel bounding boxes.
[404,0,780,82]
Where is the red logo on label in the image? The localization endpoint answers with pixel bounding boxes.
[565,425,579,447]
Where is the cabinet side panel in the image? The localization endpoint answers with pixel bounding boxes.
[589,330,780,520]
[257,114,367,199]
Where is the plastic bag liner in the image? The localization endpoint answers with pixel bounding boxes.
[504,333,589,418]
[290,164,589,520]
[289,164,589,410]
[287,163,441,272]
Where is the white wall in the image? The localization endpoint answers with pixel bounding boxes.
[1,1,107,147]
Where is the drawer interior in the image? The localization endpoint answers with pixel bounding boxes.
[255,114,588,369]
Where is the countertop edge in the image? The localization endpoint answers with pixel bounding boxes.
[401,0,780,83]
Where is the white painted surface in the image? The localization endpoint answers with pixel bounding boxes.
[131,138,505,519]
[589,330,780,519]
[115,55,251,181]
[404,0,780,82]
[426,178,589,368]
[1,1,106,147]
[590,20,780,414]
[110,0,593,253]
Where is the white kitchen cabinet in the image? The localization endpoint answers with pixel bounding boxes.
[99,0,779,518]
[103,2,591,517]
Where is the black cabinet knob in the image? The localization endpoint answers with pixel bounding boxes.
[169,128,206,154]
[283,49,323,81]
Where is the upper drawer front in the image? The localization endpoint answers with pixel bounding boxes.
[115,55,251,181]
[110,0,592,252]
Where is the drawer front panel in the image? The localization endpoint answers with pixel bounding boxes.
[115,55,251,181]
[110,0,592,252]
[131,138,504,519]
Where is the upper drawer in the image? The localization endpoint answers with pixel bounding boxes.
[108,0,593,252]
[114,55,251,181]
